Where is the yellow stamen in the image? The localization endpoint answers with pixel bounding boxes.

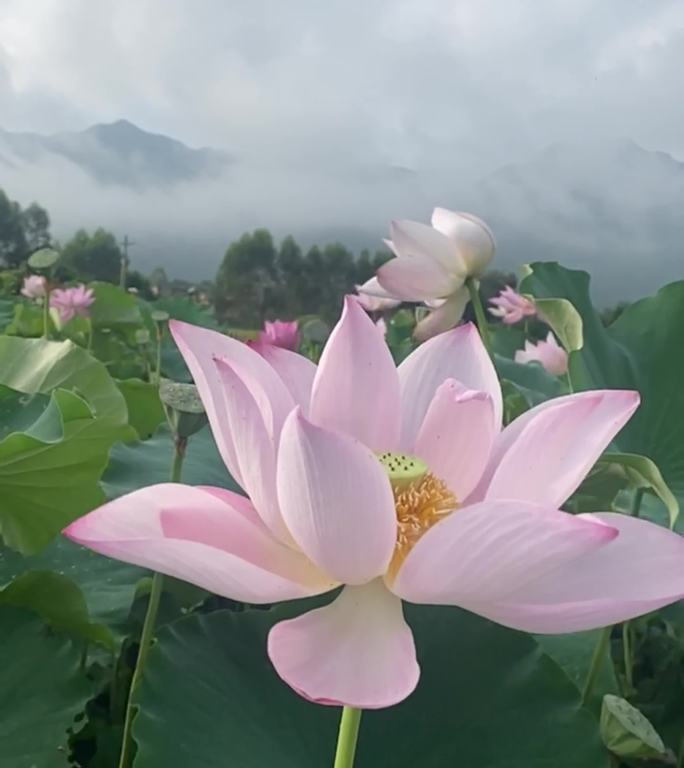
[392,471,457,562]
[378,452,458,574]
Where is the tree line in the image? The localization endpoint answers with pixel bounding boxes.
[0,186,627,329]
[1,188,153,294]
[213,229,390,326]
[0,187,391,325]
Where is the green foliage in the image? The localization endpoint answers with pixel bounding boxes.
[600,301,629,327]
[21,203,52,253]
[133,604,605,768]
[89,282,142,327]
[0,336,129,423]
[0,269,22,298]
[537,631,618,710]
[5,301,44,337]
[0,188,51,267]
[64,283,151,379]
[0,570,113,648]
[138,296,220,381]
[624,611,684,751]
[384,309,416,364]
[0,193,28,265]
[214,229,391,326]
[102,424,238,499]
[495,353,565,406]
[0,389,130,553]
[0,538,146,631]
[149,295,218,328]
[598,452,679,528]
[124,269,153,298]
[60,228,122,283]
[116,379,166,439]
[0,607,91,768]
[214,228,277,326]
[535,297,584,352]
[0,386,49,437]
[521,263,684,529]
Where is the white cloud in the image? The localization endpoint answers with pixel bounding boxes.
[1,0,683,160]
[1,0,684,298]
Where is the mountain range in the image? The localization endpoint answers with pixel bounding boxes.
[1,120,682,302]
[0,119,231,187]
[469,138,684,299]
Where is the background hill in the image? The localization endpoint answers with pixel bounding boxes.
[1,121,682,302]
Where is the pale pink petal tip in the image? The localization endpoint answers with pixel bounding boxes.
[477,513,684,634]
[64,484,331,604]
[414,378,496,501]
[480,388,641,508]
[309,294,400,451]
[398,319,503,448]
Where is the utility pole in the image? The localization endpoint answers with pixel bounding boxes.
[119,234,135,289]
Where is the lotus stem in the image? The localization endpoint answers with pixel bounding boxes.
[117,573,163,768]
[466,278,492,356]
[154,322,163,384]
[565,371,574,394]
[581,625,612,707]
[622,621,633,691]
[333,707,362,768]
[118,435,186,768]
[616,489,644,696]
[630,487,645,519]
[42,290,50,339]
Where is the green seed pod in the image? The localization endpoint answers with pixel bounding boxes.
[600,694,666,762]
[378,452,427,490]
[159,379,207,438]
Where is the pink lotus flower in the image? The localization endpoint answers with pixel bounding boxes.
[489,286,536,325]
[366,208,495,340]
[257,320,300,351]
[515,332,569,376]
[50,284,95,323]
[64,298,684,709]
[355,279,401,312]
[20,275,47,299]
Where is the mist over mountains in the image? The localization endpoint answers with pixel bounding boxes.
[1,119,682,304]
[0,119,231,187]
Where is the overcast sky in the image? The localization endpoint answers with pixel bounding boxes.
[1,0,684,296]
[2,0,684,170]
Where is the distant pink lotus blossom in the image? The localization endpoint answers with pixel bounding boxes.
[515,332,569,376]
[21,275,47,299]
[489,286,536,325]
[65,298,684,710]
[257,320,300,351]
[50,284,95,323]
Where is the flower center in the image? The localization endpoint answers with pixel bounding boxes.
[378,452,458,575]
